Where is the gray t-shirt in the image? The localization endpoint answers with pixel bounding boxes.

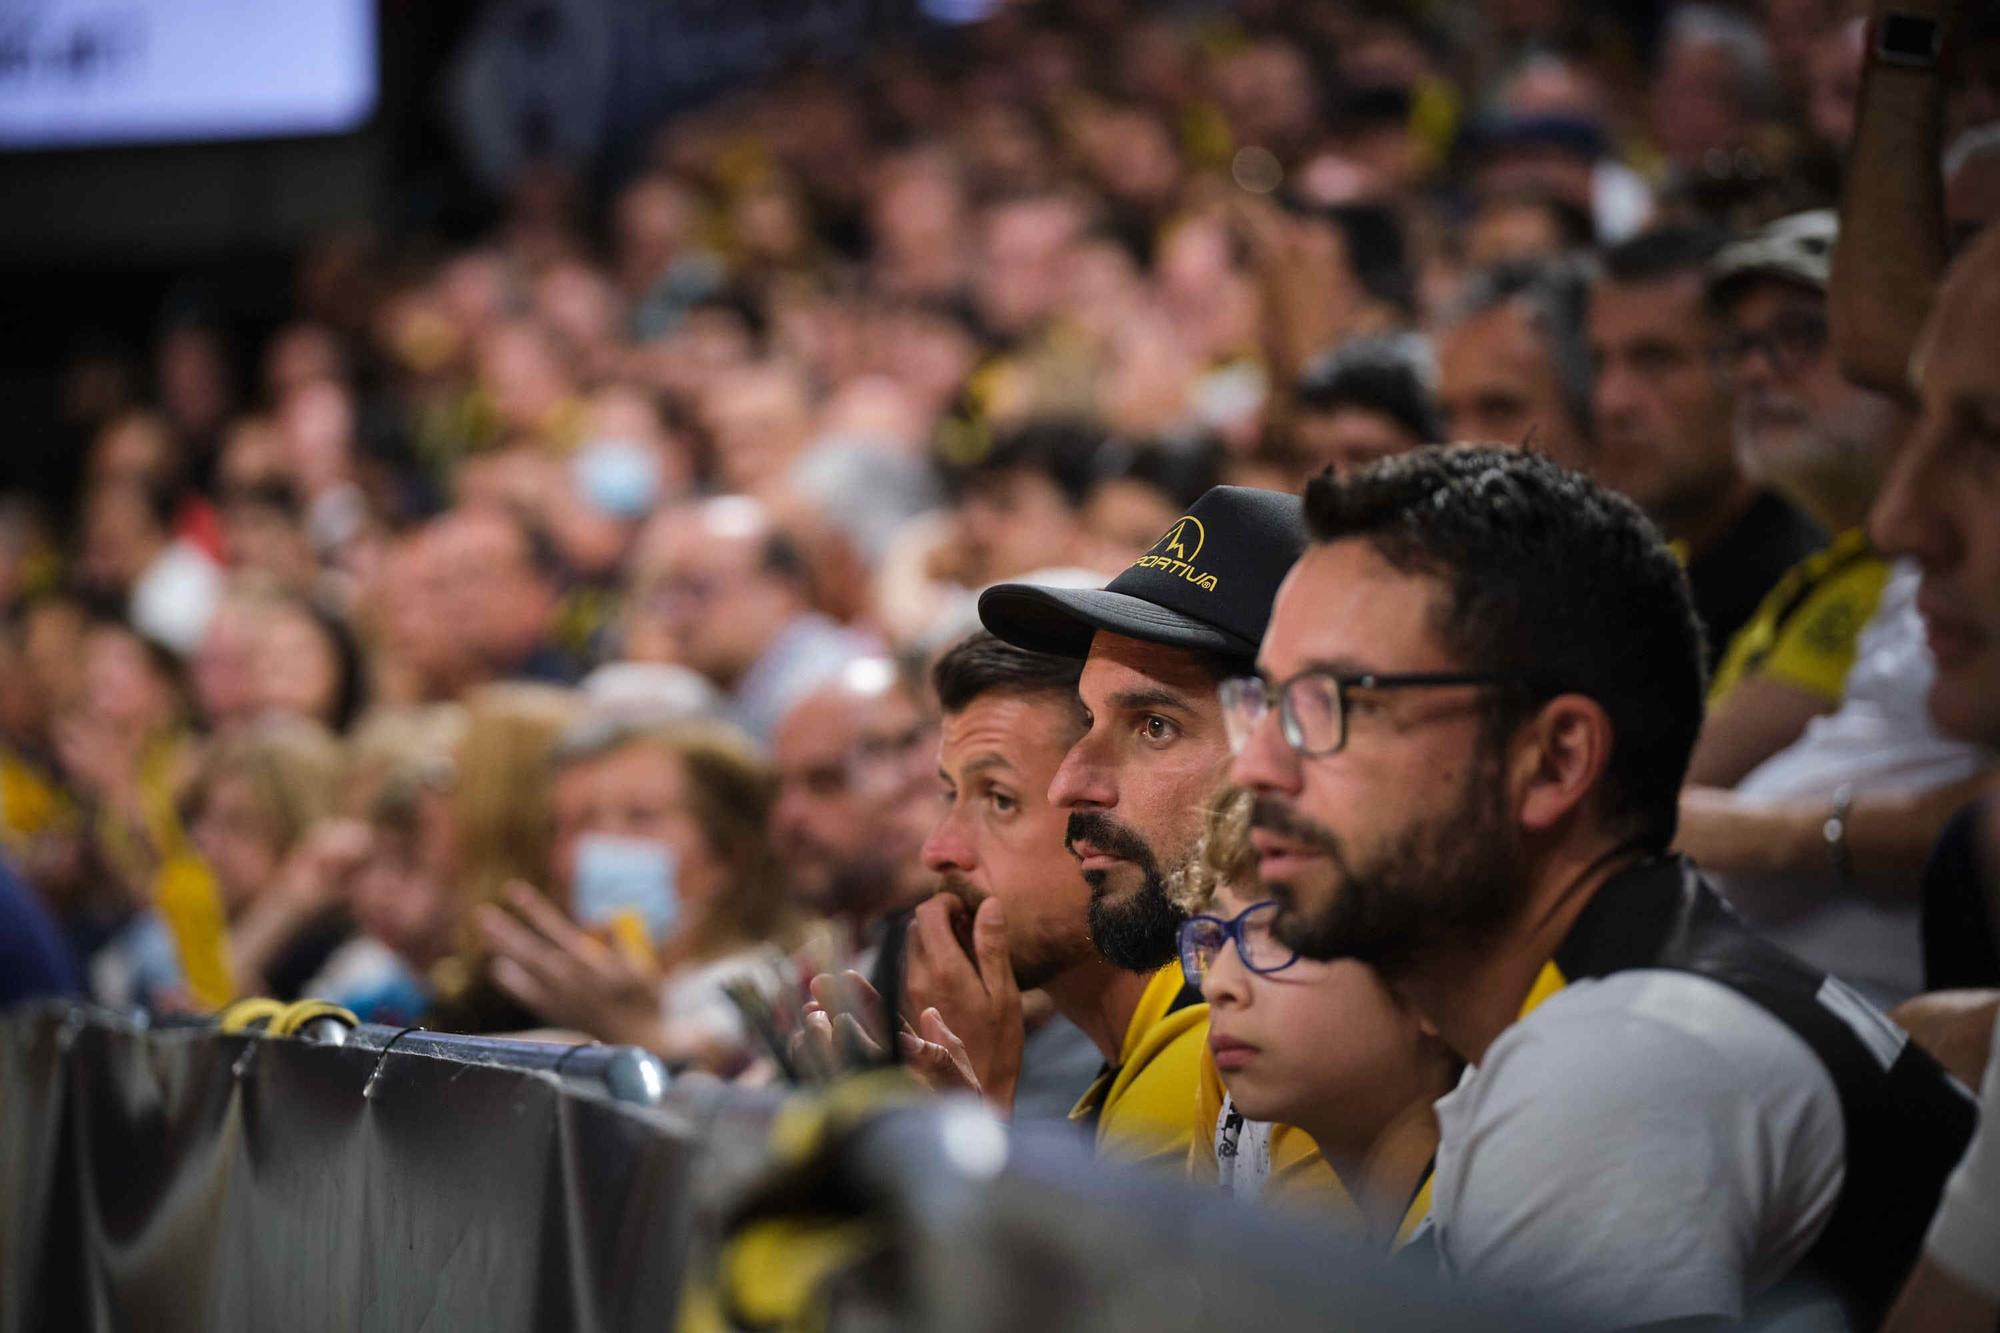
[1432,969,1850,1325]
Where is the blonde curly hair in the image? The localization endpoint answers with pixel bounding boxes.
[1167,785,1258,916]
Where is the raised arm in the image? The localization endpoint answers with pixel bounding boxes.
[1830,1,1959,397]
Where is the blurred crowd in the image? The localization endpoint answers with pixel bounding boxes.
[5,0,2000,1322]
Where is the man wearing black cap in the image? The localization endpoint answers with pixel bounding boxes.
[969,484,1307,1153]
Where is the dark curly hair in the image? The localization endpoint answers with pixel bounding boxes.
[1303,446,1706,849]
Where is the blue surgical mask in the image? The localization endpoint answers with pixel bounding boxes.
[573,437,662,519]
[571,834,680,943]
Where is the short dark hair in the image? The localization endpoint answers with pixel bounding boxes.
[932,629,1084,715]
[1088,435,1223,511]
[1303,446,1705,849]
[1294,334,1445,443]
[943,416,1106,509]
[1598,224,1730,286]
[759,529,809,585]
[1452,259,1595,438]
[1474,188,1597,254]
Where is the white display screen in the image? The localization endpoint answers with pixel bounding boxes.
[0,1,378,149]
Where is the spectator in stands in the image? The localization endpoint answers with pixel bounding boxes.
[0,852,79,1007]
[1676,219,1993,1005]
[253,597,366,734]
[769,660,933,957]
[1589,223,1828,675]
[76,478,222,658]
[1077,436,1222,572]
[421,683,580,1033]
[421,506,573,688]
[1649,5,1776,176]
[477,717,801,1071]
[621,498,878,743]
[1288,335,1443,479]
[942,417,1104,586]
[1231,446,1971,1326]
[878,633,1149,1134]
[307,721,459,1025]
[1687,213,1900,784]
[698,361,818,498]
[972,192,1092,344]
[1435,261,1594,471]
[93,716,346,1009]
[55,620,196,925]
[215,479,317,597]
[1873,218,2000,1333]
[1871,225,2000,994]
[188,591,271,737]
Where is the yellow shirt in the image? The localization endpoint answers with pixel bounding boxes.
[0,746,76,852]
[1708,529,1890,708]
[1069,964,1209,1167]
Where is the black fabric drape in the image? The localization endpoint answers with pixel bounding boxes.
[0,1007,696,1333]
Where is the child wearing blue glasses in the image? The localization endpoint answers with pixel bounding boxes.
[1176,789,1458,1246]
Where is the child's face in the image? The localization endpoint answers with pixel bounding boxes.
[1199,882,1433,1133]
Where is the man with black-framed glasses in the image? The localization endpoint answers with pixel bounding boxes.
[1232,445,1973,1328]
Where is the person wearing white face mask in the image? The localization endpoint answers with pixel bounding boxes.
[473,715,803,1072]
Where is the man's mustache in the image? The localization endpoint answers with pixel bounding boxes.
[934,871,985,910]
[1064,811,1155,866]
[1248,794,1343,855]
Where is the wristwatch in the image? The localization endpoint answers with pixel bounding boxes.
[1823,783,1856,884]
[1873,12,1943,70]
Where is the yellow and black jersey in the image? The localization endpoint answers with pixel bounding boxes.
[1709,528,1889,708]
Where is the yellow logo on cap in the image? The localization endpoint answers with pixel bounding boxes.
[1159,516,1203,561]
[1132,515,1219,591]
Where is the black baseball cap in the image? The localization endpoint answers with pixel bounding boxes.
[978,485,1307,661]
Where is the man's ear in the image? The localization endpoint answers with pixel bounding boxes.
[1507,694,1614,835]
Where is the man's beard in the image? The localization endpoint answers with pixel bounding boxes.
[1065,811,1187,973]
[1249,747,1524,978]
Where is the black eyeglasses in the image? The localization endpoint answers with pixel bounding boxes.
[1219,669,1520,758]
[1717,308,1828,380]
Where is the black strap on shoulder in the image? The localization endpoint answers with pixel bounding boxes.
[1165,978,1205,1017]
[1554,857,1976,1325]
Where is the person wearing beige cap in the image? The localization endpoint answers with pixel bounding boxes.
[1678,209,1996,1005]
[1685,210,1902,788]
